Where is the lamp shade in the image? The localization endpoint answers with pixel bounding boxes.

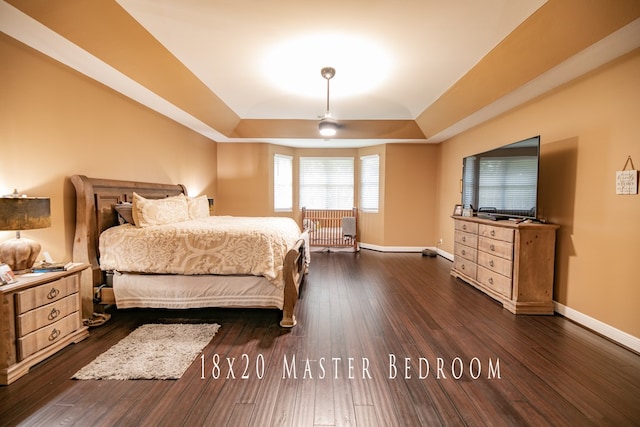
[0,197,51,272]
[0,197,51,230]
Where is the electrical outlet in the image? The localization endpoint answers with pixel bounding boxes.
[438,238,443,245]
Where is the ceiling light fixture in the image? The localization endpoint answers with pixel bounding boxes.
[318,67,338,137]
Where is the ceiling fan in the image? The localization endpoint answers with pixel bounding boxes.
[318,67,338,137]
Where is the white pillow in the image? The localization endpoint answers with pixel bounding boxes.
[131,192,189,227]
[187,195,210,219]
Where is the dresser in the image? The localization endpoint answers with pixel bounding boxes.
[451,216,559,315]
[0,264,89,385]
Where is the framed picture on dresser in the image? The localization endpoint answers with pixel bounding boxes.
[0,263,16,284]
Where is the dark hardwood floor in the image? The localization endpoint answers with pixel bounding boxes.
[1,250,639,426]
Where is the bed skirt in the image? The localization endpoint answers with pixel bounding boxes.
[112,272,284,310]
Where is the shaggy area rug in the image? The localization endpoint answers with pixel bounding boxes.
[73,323,220,380]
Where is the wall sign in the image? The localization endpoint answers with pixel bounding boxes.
[616,156,638,195]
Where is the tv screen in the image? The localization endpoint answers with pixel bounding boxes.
[461,135,540,220]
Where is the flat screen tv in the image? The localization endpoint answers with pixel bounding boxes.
[461,135,540,220]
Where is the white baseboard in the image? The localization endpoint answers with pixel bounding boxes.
[358,244,455,261]
[553,301,640,354]
[437,248,454,261]
[359,243,425,252]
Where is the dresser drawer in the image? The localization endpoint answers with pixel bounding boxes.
[15,275,78,314]
[454,230,478,248]
[477,266,512,299]
[453,257,477,280]
[17,312,81,360]
[478,251,513,279]
[455,243,477,262]
[455,221,478,234]
[478,237,513,260]
[16,294,79,337]
[479,224,514,243]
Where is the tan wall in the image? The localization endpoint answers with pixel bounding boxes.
[384,144,438,247]
[216,142,438,248]
[0,34,218,264]
[436,49,640,338]
[216,143,271,216]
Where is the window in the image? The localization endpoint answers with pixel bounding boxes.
[273,154,292,211]
[299,157,354,209]
[360,154,379,212]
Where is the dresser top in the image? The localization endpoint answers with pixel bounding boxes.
[452,215,559,231]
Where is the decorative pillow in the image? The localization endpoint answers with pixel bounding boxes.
[187,195,210,219]
[131,192,189,227]
[114,202,134,225]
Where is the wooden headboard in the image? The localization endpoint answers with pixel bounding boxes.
[71,175,187,317]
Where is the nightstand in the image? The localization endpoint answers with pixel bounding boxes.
[0,264,90,385]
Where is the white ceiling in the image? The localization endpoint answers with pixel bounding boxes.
[115,0,547,121]
[3,1,640,147]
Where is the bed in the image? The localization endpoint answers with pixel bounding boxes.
[301,207,358,251]
[71,175,308,327]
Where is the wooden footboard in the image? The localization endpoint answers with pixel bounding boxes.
[280,237,307,327]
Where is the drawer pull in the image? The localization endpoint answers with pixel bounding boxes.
[49,328,61,341]
[461,264,465,270]
[462,236,466,242]
[490,244,495,251]
[489,260,494,267]
[461,249,466,256]
[488,277,494,285]
[462,225,467,230]
[490,230,495,237]
[47,288,60,300]
[48,308,61,321]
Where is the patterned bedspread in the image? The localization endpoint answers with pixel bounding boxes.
[99,216,302,289]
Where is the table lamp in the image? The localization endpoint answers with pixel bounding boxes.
[0,190,51,273]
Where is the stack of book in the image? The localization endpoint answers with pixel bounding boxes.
[31,261,83,273]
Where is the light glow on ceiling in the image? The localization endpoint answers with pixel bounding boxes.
[262,33,392,99]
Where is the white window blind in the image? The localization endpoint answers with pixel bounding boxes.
[360,154,379,212]
[273,154,293,212]
[299,157,354,209]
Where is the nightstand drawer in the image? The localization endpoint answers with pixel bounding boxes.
[18,312,81,360]
[15,275,79,314]
[1,264,89,385]
[16,294,79,337]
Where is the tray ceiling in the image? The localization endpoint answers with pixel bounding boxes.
[3,0,640,147]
